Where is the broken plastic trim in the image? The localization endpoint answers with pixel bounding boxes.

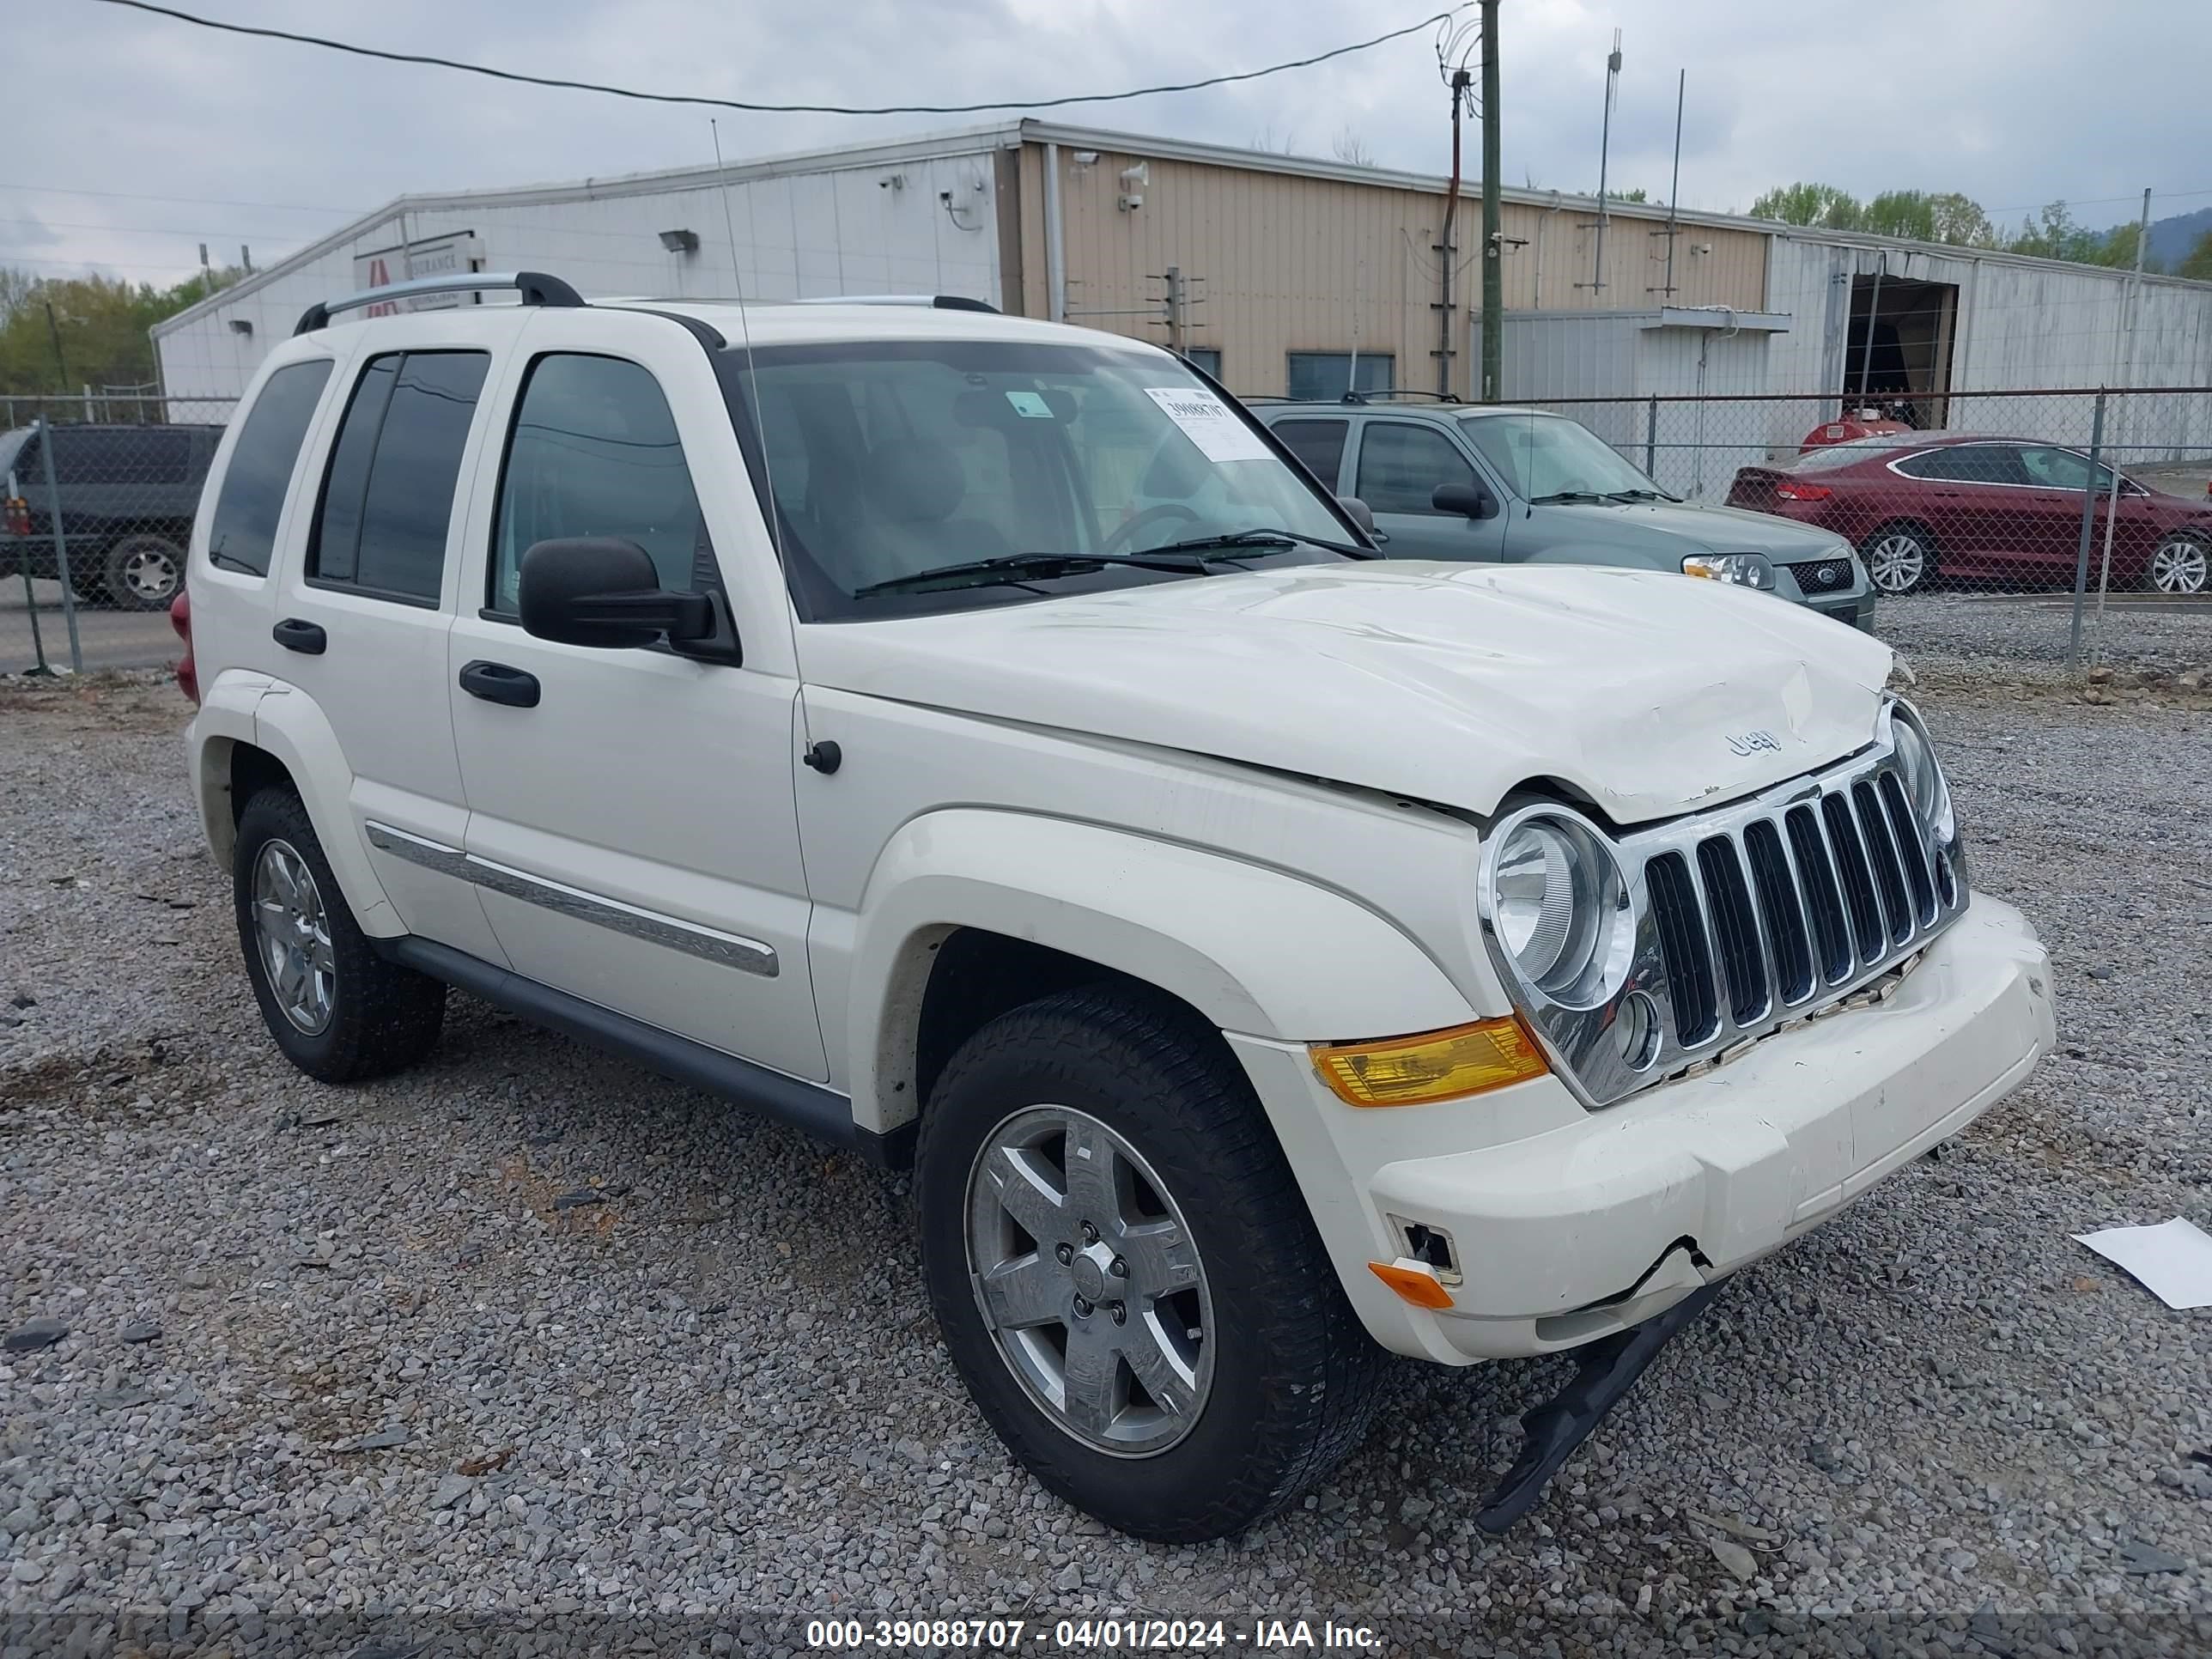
[1475,1281,1725,1534]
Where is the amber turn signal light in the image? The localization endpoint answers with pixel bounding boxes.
[1369,1259,1454,1310]
[1310,1017,1547,1107]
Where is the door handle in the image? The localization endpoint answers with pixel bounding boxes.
[458,659,541,708]
[270,617,326,654]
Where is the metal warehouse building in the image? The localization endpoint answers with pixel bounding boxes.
[156,118,2212,481]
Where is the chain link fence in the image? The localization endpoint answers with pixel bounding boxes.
[1510,386,2212,602]
[2,395,236,676]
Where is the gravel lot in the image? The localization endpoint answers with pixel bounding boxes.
[3,611,2208,1656]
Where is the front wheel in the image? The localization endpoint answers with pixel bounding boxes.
[2148,536,2209,595]
[916,985,1384,1543]
[1859,522,1936,596]
[233,787,446,1083]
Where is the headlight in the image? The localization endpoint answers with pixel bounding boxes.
[1682,552,1776,590]
[1483,811,1632,1006]
[1887,701,1954,841]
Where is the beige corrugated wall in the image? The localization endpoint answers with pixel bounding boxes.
[1013,143,1768,397]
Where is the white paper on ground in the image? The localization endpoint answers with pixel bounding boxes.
[2071,1217,2212,1310]
[1144,386,1273,463]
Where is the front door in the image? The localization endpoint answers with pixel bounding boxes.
[444,310,826,1083]
[1350,419,1506,560]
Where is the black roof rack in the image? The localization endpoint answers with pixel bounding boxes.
[792,294,1000,313]
[295,270,585,336]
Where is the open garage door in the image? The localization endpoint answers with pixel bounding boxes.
[1842,272,1957,428]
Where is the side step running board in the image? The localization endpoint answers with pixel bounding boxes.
[375,935,915,1168]
[1475,1282,1725,1533]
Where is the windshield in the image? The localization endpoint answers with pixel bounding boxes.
[1460,410,1666,501]
[720,339,1352,617]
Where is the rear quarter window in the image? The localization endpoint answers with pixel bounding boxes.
[206,361,336,577]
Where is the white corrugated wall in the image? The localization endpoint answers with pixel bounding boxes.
[155,150,1004,401]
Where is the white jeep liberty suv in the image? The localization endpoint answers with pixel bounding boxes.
[179,273,2055,1543]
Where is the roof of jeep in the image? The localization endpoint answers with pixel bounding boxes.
[606,300,1171,354]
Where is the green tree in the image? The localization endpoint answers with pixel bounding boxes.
[2180,229,2212,282]
[1748,182,1863,230]
[1862,190,1937,241]
[0,266,237,397]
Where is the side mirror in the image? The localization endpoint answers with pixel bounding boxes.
[518,537,714,649]
[1432,482,1497,520]
[1336,495,1376,534]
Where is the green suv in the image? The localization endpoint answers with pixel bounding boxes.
[1251,398,1875,630]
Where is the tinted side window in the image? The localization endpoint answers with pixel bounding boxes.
[1356,422,1475,516]
[1274,419,1349,488]
[206,361,334,577]
[492,355,702,612]
[313,351,489,603]
[51,428,193,484]
[1897,445,2027,485]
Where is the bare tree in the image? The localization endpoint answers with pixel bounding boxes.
[1248,122,1301,155]
[1330,127,1376,167]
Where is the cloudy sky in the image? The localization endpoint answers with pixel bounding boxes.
[9,0,2203,285]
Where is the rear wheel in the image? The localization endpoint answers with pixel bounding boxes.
[233,787,445,1083]
[104,534,185,610]
[1860,522,1936,596]
[916,984,1384,1543]
[2148,536,2209,595]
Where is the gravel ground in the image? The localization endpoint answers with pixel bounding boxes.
[1,637,2208,1658]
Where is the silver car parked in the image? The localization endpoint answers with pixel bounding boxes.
[1251,398,1876,629]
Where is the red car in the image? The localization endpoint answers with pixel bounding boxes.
[1729,434,2212,596]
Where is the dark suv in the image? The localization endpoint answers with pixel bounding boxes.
[1,422,222,609]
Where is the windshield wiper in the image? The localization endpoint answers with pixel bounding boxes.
[1527,490,1614,505]
[1605,488,1680,504]
[1143,526,1380,560]
[852,550,1219,599]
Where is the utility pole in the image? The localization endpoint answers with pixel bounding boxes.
[1437,64,1471,396]
[1479,0,1502,401]
[1163,265,1184,353]
[1589,30,1622,293]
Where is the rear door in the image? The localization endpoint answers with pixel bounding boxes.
[444,307,825,1083]
[267,315,519,963]
[1350,418,1504,560]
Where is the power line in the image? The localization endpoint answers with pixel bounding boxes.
[91,0,1470,116]
[0,182,367,214]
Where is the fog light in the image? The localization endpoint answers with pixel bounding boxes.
[1311,1017,1548,1106]
[1613,990,1659,1071]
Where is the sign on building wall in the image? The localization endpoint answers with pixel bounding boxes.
[352,233,486,315]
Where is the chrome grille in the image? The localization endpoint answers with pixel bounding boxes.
[1486,708,1968,1110]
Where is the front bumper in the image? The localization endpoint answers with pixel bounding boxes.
[1229,894,2053,1363]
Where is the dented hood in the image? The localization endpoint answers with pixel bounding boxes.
[800,562,1893,824]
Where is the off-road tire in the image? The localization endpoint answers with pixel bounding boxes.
[233,787,445,1083]
[916,984,1386,1542]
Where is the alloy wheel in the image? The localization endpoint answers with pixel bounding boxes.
[119,544,180,605]
[2149,538,2209,595]
[1865,532,1928,595]
[964,1104,1214,1456]
[252,839,337,1036]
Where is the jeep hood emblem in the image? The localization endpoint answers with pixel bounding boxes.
[1727,729,1784,757]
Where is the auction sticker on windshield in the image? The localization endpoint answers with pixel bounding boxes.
[1145,386,1273,463]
